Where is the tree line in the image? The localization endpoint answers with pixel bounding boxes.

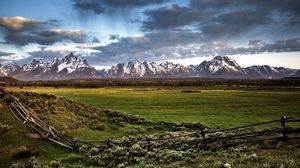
[1,78,300,88]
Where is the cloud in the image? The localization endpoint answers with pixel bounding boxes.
[72,0,167,14]
[200,10,270,40]
[0,16,88,46]
[0,51,15,57]
[0,51,16,63]
[0,16,59,32]
[11,49,72,65]
[262,38,300,52]
[72,0,105,14]
[109,34,120,41]
[27,49,71,60]
[87,30,300,65]
[142,4,207,30]
[89,31,203,64]
[197,38,300,56]
[142,0,300,41]
[190,0,300,14]
[4,29,87,46]
[91,37,100,43]
[0,16,44,31]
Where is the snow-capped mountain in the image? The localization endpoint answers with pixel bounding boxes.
[0,53,98,81]
[290,70,300,77]
[104,56,297,79]
[188,56,247,78]
[0,63,22,76]
[105,60,189,78]
[245,65,294,79]
[0,54,298,80]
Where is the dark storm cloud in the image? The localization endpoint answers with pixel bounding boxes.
[72,0,167,14]
[190,0,300,14]
[142,4,208,30]
[91,31,201,63]
[109,34,120,41]
[142,0,300,40]
[94,31,201,54]
[0,16,88,46]
[88,29,300,65]
[4,29,87,46]
[72,0,105,14]
[263,38,300,52]
[200,10,270,39]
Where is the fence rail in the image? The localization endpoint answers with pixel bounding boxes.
[1,87,299,152]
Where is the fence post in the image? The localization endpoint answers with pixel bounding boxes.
[146,137,151,151]
[200,128,207,147]
[195,132,201,147]
[105,138,112,148]
[71,138,77,150]
[280,116,287,139]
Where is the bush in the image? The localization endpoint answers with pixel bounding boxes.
[25,157,42,168]
[3,94,14,103]
[61,154,83,163]
[49,160,60,168]
[9,163,24,168]
[88,119,105,130]
[12,146,40,159]
[0,123,11,133]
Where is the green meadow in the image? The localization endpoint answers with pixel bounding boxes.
[1,87,300,167]
[9,87,300,128]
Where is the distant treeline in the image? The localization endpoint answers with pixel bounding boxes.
[1,78,300,88]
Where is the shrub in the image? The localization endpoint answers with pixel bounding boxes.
[24,157,42,168]
[61,154,83,163]
[9,163,24,168]
[49,160,60,168]
[0,123,11,133]
[88,120,105,130]
[3,94,14,103]
[12,146,40,159]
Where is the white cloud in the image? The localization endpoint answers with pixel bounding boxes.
[0,16,43,31]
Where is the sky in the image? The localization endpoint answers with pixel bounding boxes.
[0,0,300,69]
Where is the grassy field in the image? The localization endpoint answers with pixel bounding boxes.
[2,87,300,167]
[8,87,300,128]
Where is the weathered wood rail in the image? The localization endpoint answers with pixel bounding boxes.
[0,88,76,150]
[102,117,300,152]
[0,87,299,152]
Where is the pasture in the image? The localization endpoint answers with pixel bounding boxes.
[8,87,300,128]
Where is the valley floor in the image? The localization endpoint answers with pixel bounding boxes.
[8,87,300,128]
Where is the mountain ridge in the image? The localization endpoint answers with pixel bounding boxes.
[0,53,297,80]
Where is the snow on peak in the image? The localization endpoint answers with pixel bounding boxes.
[57,53,90,73]
[208,56,241,72]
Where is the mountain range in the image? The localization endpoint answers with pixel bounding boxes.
[0,53,298,81]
